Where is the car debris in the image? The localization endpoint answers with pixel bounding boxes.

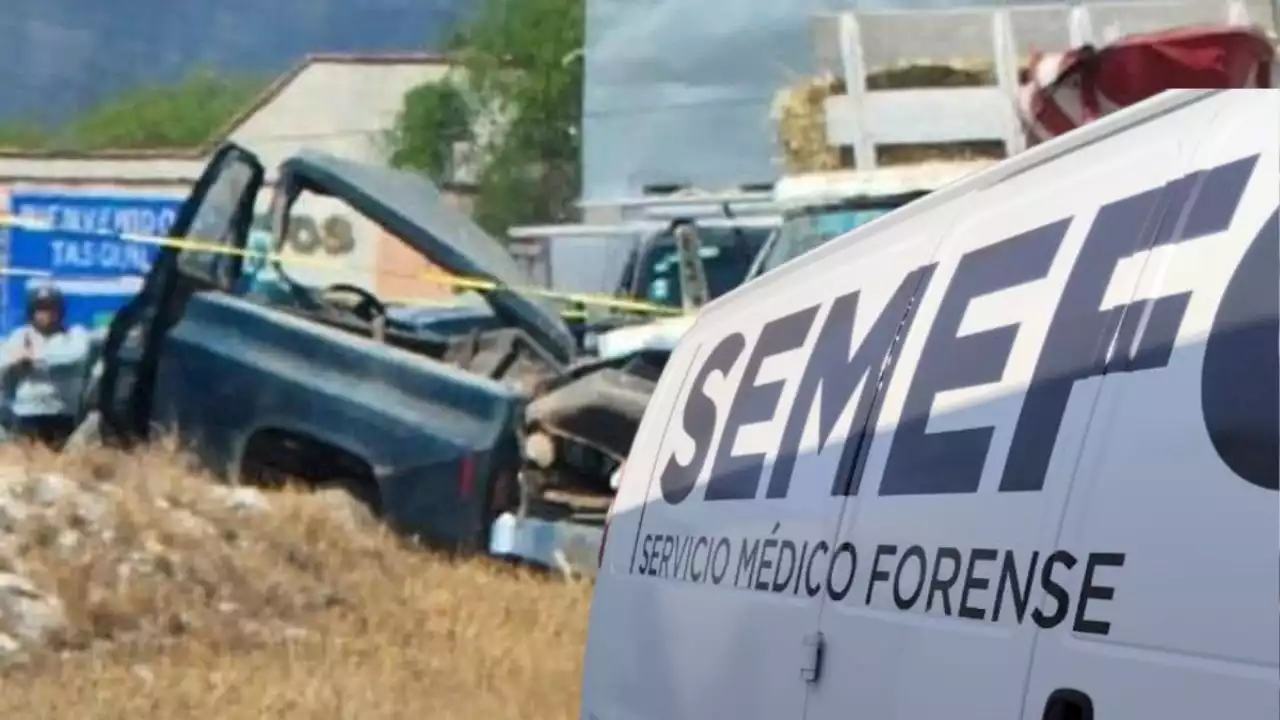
[45,153,763,573]
[492,217,757,572]
[72,144,583,554]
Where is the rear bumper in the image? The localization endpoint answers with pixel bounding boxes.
[488,512,604,577]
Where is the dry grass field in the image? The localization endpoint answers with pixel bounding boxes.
[0,441,592,719]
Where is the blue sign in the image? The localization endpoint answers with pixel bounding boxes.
[3,192,182,334]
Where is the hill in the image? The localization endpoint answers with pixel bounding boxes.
[0,442,589,717]
[0,0,467,124]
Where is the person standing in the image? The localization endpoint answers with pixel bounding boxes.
[0,284,91,449]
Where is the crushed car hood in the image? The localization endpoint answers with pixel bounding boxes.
[280,152,578,366]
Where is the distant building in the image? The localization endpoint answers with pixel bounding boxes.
[0,53,479,302]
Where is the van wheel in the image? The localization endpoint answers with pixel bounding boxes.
[239,430,381,516]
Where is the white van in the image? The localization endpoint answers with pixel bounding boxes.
[582,89,1279,720]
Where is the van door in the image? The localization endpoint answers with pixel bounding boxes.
[802,95,1217,719]
[95,144,264,444]
[1021,91,1279,720]
[588,196,961,720]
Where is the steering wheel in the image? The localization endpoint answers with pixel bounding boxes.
[320,283,389,323]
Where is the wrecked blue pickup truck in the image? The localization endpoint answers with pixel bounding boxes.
[84,143,598,551]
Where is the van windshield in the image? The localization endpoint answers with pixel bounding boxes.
[754,204,896,278]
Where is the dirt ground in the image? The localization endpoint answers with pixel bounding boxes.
[0,442,592,719]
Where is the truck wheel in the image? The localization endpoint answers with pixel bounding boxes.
[239,430,381,516]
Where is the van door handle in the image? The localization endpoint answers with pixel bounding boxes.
[801,632,825,684]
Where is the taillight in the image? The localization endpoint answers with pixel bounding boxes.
[490,469,512,512]
[458,454,475,499]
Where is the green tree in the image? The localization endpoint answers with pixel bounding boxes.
[0,120,54,149]
[388,0,584,237]
[386,82,472,179]
[67,71,265,150]
[0,70,265,151]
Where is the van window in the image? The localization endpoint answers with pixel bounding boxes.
[753,190,935,279]
[756,206,889,276]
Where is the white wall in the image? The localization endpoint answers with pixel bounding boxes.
[229,59,455,174]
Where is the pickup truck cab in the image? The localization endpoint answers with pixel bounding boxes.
[583,89,1278,719]
[90,144,577,550]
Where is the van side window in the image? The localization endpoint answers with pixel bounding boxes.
[1043,689,1094,720]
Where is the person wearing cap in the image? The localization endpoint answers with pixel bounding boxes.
[0,283,91,449]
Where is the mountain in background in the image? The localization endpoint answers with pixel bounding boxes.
[0,0,467,124]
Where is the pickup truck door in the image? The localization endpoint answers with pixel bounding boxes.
[95,144,264,444]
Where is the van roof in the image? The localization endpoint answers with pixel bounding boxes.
[772,160,1002,212]
[704,90,1219,315]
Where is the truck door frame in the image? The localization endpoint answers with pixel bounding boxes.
[95,143,265,445]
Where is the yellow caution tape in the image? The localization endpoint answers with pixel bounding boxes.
[381,294,590,321]
[0,214,685,317]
